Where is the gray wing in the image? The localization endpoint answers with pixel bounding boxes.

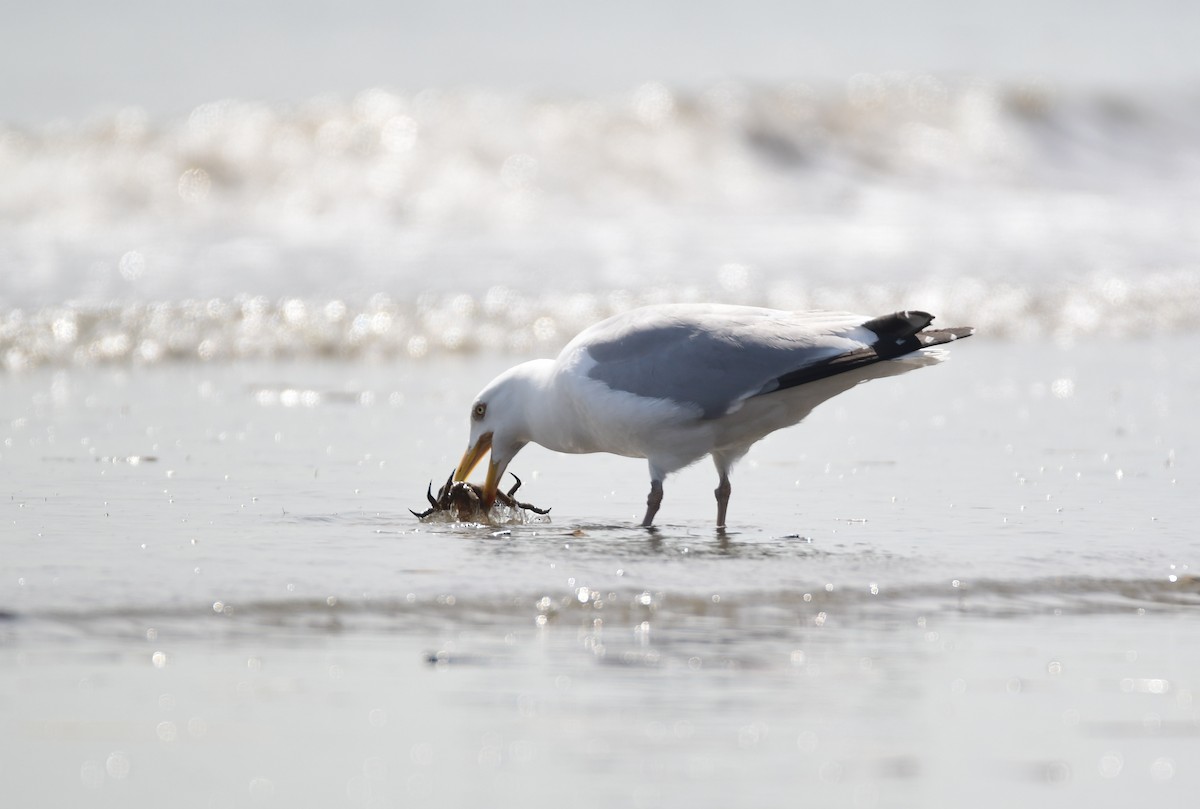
[569,304,972,419]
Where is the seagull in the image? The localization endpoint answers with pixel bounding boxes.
[454,304,972,528]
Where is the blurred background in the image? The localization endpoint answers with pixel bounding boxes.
[2,0,1199,371]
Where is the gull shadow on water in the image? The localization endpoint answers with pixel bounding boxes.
[267,505,847,564]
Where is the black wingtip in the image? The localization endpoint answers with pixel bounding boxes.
[864,311,976,356]
[861,311,936,360]
[770,311,973,395]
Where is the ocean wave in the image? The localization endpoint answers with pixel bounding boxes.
[3,80,1198,346]
[6,79,1196,213]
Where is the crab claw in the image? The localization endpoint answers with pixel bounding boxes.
[507,473,523,498]
[437,471,454,505]
[425,481,438,509]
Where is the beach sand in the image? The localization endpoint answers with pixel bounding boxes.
[2,335,1197,807]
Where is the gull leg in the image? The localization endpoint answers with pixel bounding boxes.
[715,472,731,528]
[642,479,664,527]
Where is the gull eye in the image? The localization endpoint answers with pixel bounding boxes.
[472,402,487,421]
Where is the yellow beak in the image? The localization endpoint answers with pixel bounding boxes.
[454,432,500,508]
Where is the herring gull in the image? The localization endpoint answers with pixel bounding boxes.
[454,304,972,527]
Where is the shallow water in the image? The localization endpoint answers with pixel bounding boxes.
[2,337,1197,807]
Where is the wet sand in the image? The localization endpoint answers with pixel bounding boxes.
[2,336,1197,807]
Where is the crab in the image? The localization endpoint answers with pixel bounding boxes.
[411,471,551,522]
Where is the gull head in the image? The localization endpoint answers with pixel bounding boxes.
[454,363,542,508]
